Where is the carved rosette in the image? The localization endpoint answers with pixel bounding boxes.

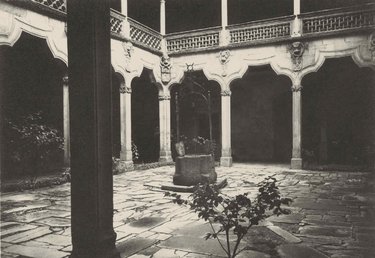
[369,32,375,61]
[159,95,171,101]
[160,55,172,84]
[289,42,307,71]
[120,85,132,94]
[186,63,194,73]
[219,50,231,77]
[221,90,231,96]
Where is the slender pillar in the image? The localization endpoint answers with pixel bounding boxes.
[67,0,119,257]
[62,75,70,166]
[291,84,303,169]
[160,0,167,53]
[121,0,130,38]
[220,90,232,167]
[120,82,133,168]
[159,94,172,162]
[292,0,301,37]
[220,0,229,46]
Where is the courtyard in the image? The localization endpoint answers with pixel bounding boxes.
[1,163,375,258]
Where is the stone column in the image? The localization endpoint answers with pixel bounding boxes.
[291,84,303,169]
[220,90,232,167]
[62,75,70,166]
[67,0,119,257]
[160,0,167,53]
[159,94,172,162]
[120,82,133,168]
[121,0,130,38]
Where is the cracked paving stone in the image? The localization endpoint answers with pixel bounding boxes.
[299,225,352,238]
[277,244,329,258]
[3,244,69,258]
[117,237,158,258]
[33,216,70,227]
[0,223,37,238]
[2,227,52,244]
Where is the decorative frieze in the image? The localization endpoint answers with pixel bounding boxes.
[160,55,172,84]
[289,42,307,71]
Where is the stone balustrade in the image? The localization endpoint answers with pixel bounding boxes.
[128,17,162,52]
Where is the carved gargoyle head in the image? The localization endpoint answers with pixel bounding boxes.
[219,50,230,65]
[122,42,133,58]
[289,42,305,58]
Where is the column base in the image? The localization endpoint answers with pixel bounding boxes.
[159,156,173,163]
[220,156,232,167]
[71,247,120,258]
[291,158,303,169]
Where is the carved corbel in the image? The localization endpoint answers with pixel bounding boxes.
[289,42,307,71]
[218,50,231,77]
[160,55,172,84]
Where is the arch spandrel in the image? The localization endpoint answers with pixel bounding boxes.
[0,3,68,65]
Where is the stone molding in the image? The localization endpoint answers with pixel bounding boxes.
[120,85,132,94]
[291,84,302,92]
[221,90,231,96]
[158,95,171,101]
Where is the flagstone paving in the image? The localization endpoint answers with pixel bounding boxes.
[1,163,375,257]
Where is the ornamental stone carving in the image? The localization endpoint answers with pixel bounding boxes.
[289,42,307,71]
[186,63,194,73]
[219,50,231,77]
[159,94,171,101]
[120,85,132,94]
[122,41,133,58]
[160,55,171,84]
[221,90,231,96]
[369,32,375,61]
[291,84,302,92]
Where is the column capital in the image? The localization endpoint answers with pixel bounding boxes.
[221,90,231,96]
[291,84,303,92]
[159,94,171,100]
[62,75,69,84]
[120,85,132,94]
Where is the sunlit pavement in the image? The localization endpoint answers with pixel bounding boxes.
[1,163,375,258]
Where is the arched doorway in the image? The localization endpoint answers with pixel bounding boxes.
[171,71,221,160]
[302,57,375,170]
[230,65,292,163]
[131,69,160,163]
[1,32,66,180]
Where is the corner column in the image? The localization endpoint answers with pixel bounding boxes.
[291,84,303,169]
[62,75,70,166]
[220,90,232,167]
[159,94,172,162]
[67,0,119,257]
[120,82,134,168]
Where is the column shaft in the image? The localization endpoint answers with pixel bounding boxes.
[291,88,303,169]
[220,91,232,167]
[120,83,133,167]
[63,76,70,166]
[159,96,172,162]
[67,0,119,257]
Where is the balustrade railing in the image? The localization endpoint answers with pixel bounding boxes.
[227,16,293,45]
[128,18,162,51]
[166,27,221,53]
[110,10,125,36]
[30,0,66,13]
[6,1,375,54]
[301,4,375,35]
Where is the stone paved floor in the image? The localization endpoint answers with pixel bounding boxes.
[1,163,375,258]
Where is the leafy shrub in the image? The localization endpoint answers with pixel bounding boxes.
[165,176,292,258]
[4,112,63,181]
